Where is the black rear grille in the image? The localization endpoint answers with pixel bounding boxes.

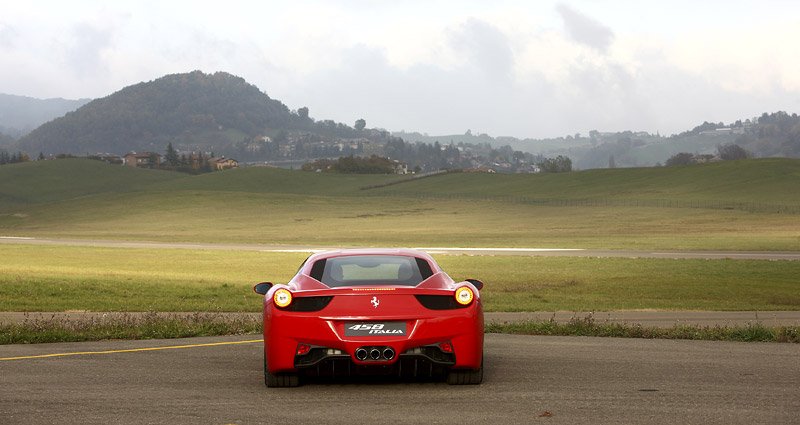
[414,295,468,310]
[286,296,333,312]
[297,351,454,381]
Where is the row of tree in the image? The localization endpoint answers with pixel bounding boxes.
[735,111,800,157]
[538,155,573,173]
[665,144,750,166]
[302,155,398,174]
[0,150,30,165]
[162,143,216,173]
[382,137,546,172]
[230,129,547,173]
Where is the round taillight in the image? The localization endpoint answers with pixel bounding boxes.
[454,286,474,306]
[273,288,293,308]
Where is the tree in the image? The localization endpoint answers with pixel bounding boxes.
[165,143,179,166]
[298,106,309,120]
[303,155,395,174]
[538,155,572,173]
[665,152,694,166]
[717,143,749,160]
[608,155,616,168]
[149,152,161,168]
[273,129,288,143]
[38,152,45,161]
[354,118,366,131]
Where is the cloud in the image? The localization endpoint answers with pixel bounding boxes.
[0,22,16,48]
[556,3,614,52]
[267,34,563,138]
[448,18,515,81]
[1,1,799,139]
[62,23,115,78]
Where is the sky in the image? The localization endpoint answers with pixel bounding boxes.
[1,0,799,138]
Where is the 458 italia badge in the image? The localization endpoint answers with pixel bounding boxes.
[345,322,406,336]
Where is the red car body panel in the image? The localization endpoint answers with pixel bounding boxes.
[259,249,484,376]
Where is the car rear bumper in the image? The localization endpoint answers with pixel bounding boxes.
[263,305,483,374]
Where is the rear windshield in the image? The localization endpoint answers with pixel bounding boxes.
[311,255,431,287]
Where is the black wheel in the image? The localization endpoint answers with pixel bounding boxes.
[446,358,483,385]
[264,351,299,388]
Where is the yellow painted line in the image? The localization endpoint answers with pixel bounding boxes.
[0,339,263,361]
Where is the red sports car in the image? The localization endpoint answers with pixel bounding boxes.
[253,249,484,387]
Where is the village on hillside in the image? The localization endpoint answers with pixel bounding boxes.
[30,131,554,175]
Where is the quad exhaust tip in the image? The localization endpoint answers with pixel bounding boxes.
[355,346,396,361]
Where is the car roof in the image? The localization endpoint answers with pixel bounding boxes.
[291,249,451,290]
[304,248,439,266]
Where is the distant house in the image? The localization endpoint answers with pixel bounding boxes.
[124,152,161,168]
[89,153,123,165]
[392,160,409,175]
[516,164,541,174]
[208,157,239,170]
[699,128,734,136]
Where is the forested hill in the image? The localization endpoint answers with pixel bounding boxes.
[17,71,302,155]
[396,112,800,168]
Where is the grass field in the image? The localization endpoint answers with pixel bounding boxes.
[2,159,798,342]
[5,192,800,250]
[1,159,799,313]
[1,159,799,250]
[1,245,798,312]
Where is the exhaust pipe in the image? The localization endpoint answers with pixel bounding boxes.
[355,348,368,361]
[383,347,395,360]
[370,348,381,360]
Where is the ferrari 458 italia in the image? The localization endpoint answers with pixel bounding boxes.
[253,249,484,387]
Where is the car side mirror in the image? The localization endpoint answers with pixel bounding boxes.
[465,279,484,291]
[253,282,273,295]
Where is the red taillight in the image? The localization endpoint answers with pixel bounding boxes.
[438,342,453,353]
[455,286,474,305]
[273,288,293,308]
[296,343,311,356]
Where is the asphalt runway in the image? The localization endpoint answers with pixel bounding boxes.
[2,236,800,260]
[1,335,798,424]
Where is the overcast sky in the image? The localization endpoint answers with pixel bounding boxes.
[1,0,799,138]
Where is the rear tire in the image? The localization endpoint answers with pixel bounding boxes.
[264,351,300,388]
[446,358,483,385]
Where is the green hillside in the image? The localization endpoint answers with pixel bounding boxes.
[0,159,181,207]
[153,166,405,196]
[3,157,799,206]
[1,158,798,250]
[369,158,800,205]
[0,159,408,208]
